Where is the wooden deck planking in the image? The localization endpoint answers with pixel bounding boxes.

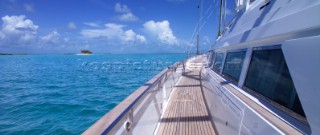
[156,69,215,135]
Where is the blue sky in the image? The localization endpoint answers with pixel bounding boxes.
[0,0,226,54]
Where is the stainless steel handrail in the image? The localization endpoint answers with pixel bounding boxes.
[83,60,186,135]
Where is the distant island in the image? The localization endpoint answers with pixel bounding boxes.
[81,50,92,54]
[0,53,28,55]
[0,53,13,55]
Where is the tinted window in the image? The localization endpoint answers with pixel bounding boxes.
[223,51,246,82]
[244,49,305,117]
[210,51,215,67]
[213,53,224,70]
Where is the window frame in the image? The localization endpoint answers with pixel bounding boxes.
[212,52,225,73]
[221,49,247,84]
[209,51,216,68]
[242,45,308,125]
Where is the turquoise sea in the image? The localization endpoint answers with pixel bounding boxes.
[0,54,189,135]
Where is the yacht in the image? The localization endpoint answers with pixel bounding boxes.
[83,0,320,134]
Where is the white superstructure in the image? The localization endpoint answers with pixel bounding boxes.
[207,0,320,134]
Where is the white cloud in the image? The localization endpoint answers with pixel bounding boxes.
[0,15,38,44]
[118,12,138,22]
[143,20,177,45]
[123,29,146,42]
[114,3,138,22]
[81,23,146,43]
[63,37,69,42]
[136,35,146,42]
[40,31,60,44]
[81,23,124,38]
[24,3,34,12]
[84,22,100,27]
[115,3,130,13]
[105,23,125,29]
[68,22,77,29]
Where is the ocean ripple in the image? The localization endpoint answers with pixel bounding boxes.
[0,54,189,134]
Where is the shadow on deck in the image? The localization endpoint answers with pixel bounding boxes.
[156,69,216,135]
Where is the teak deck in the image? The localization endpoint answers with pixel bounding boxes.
[156,69,216,135]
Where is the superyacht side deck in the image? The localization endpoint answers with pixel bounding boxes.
[156,60,215,135]
[84,0,320,134]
